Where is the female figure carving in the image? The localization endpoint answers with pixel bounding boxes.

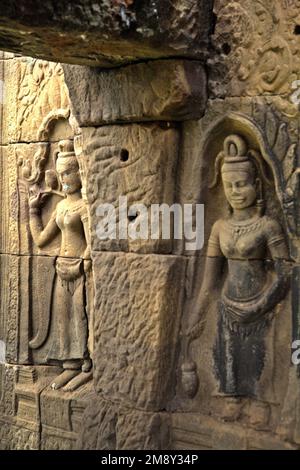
[185,134,289,420]
[29,140,92,391]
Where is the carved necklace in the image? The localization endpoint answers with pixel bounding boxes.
[226,214,263,242]
[59,199,83,223]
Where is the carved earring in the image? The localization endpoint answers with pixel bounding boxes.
[255,178,265,216]
[227,202,233,215]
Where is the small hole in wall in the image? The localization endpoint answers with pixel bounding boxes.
[128,211,139,222]
[222,43,231,55]
[294,25,300,35]
[120,149,129,162]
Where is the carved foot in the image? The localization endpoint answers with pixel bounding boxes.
[248,401,270,431]
[51,369,80,390]
[82,358,92,373]
[63,371,93,392]
[221,397,244,422]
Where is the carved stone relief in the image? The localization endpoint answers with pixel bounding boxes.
[0,55,94,450]
[2,57,71,144]
[209,0,300,116]
[24,138,93,391]
[1,0,300,452]
[185,133,289,410]
[171,97,300,448]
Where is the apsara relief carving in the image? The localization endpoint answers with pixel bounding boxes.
[21,137,93,391]
[180,115,293,433]
[15,104,94,392]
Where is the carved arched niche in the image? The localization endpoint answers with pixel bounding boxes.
[175,112,294,433]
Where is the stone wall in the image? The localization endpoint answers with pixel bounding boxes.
[0,54,93,450]
[0,0,300,450]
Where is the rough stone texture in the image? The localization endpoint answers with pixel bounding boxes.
[0,255,20,364]
[172,413,298,450]
[63,60,207,126]
[116,408,171,450]
[92,251,186,411]
[76,396,118,450]
[77,124,180,254]
[77,396,171,450]
[0,1,213,67]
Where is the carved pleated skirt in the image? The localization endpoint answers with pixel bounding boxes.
[47,257,89,363]
[214,300,274,398]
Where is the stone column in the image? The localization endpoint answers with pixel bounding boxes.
[63,61,208,449]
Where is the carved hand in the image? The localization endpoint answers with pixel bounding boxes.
[29,191,49,210]
[224,275,288,324]
[186,305,206,340]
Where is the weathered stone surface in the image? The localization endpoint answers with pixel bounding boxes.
[0,51,15,60]
[1,0,300,452]
[76,396,118,450]
[92,251,186,411]
[77,124,179,254]
[63,60,207,126]
[0,1,213,67]
[0,364,16,418]
[171,413,298,450]
[40,380,94,450]
[14,366,60,432]
[77,396,171,450]
[209,0,300,108]
[2,57,71,144]
[0,255,20,364]
[0,419,39,450]
[0,59,4,145]
[116,408,171,450]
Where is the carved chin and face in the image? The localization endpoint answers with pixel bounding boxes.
[57,161,81,195]
[222,170,257,210]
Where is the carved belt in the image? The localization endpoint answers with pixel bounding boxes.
[220,298,273,337]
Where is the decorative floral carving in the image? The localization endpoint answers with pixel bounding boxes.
[210,0,298,98]
[16,59,69,141]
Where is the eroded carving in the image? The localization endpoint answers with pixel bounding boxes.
[210,0,300,101]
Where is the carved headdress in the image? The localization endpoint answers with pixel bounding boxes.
[210,134,271,188]
[209,134,272,214]
[55,140,78,173]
